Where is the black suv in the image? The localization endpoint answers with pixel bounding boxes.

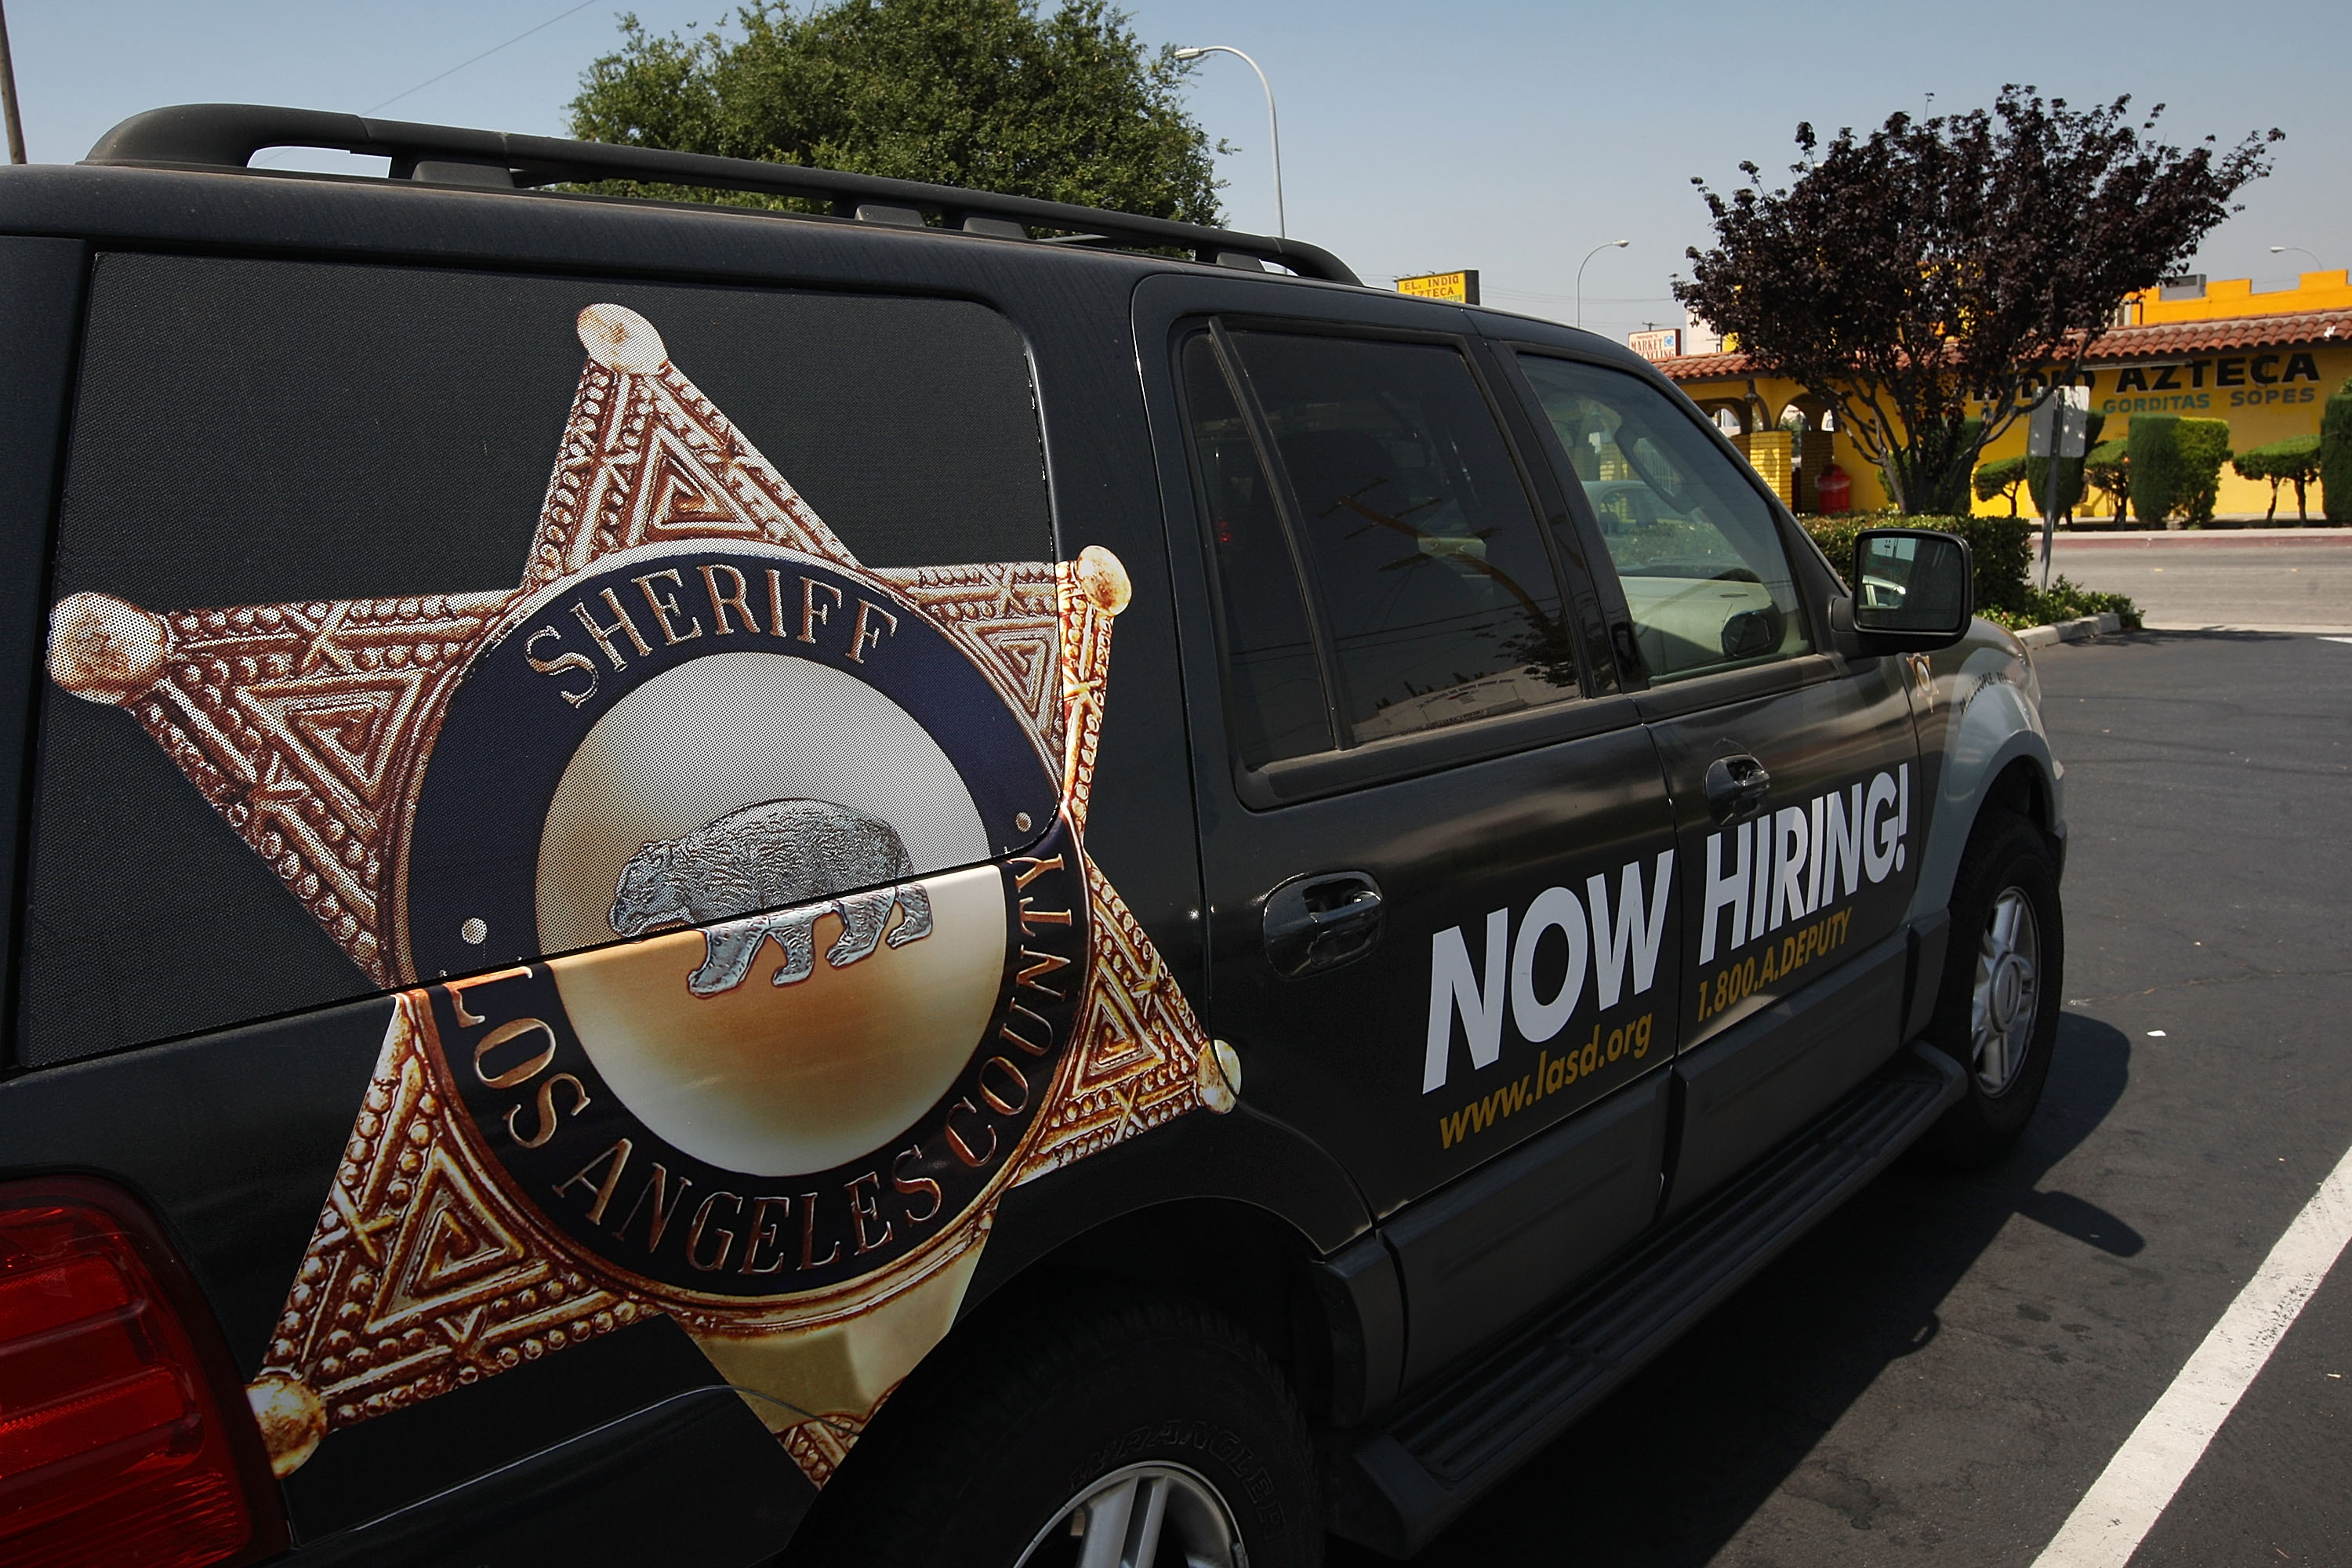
[0,106,2066,1568]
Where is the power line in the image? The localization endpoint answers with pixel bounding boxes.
[252,0,602,168]
[365,0,601,117]
[1486,287,1679,307]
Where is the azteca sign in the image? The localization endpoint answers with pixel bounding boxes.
[2098,350,2325,416]
[1975,352,2327,420]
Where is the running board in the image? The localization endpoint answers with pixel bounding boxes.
[1330,1040,1965,1557]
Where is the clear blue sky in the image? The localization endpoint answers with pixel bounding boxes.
[9,1,2343,346]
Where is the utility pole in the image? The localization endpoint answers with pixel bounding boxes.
[0,0,24,165]
[1174,45,1284,238]
[1575,239,1628,329]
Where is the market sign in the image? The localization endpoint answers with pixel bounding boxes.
[1628,328,1683,360]
[1397,270,1480,305]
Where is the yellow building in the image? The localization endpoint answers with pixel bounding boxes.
[1648,270,2352,519]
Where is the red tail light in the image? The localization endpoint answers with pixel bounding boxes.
[0,1178,287,1566]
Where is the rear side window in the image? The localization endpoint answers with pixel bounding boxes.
[23,254,1051,1065]
[1180,327,1577,770]
[1178,335,1332,766]
[1516,354,1812,682]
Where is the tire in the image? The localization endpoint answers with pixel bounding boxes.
[786,1290,1321,1568]
[1918,811,2064,1167]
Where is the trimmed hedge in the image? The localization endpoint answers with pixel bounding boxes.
[2130,414,2233,524]
[2128,414,2187,523]
[2176,418,2232,523]
[2325,379,2352,524]
[1801,513,2033,617]
[1973,455,2028,514]
[2232,435,2321,522]
[1800,512,2140,630]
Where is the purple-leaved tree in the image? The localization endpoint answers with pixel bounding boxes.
[1677,89,2278,514]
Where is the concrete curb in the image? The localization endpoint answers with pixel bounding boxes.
[2014,611,2124,649]
[2050,528,2352,549]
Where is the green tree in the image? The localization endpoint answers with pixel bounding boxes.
[2175,418,2232,524]
[2231,435,2320,521]
[1973,455,2028,515]
[1678,88,2278,514]
[568,0,1222,224]
[2129,414,2187,524]
[2325,379,2352,524]
[2084,436,2129,522]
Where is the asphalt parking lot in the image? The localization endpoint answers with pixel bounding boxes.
[1332,627,2352,1567]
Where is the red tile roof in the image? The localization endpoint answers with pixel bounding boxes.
[2082,308,2352,360]
[1653,350,1752,382]
[1653,308,2352,383]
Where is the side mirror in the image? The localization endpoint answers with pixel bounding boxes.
[1841,528,1973,653]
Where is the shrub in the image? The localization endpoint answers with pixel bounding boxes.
[1801,512,2143,630]
[1800,512,2034,617]
[1973,455,2029,514]
[2008,575,2143,633]
[2085,436,2129,521]
[2129,414,2187,523]
[2232,434,2321,522]
[2025,409,2105,517]
[2174,417,2232,523]
[2325,379,2352,524]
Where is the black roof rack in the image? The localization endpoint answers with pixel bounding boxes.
[82,103,1361,285]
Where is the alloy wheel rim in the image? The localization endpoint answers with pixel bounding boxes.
[1014,1461,1245,1568]
[1969,887,2041,1095]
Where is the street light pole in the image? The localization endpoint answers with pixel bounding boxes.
[1174,45,1283,238]
[0,0,27,166]
[1576,239,1628,329]
[2270,245,2322,271]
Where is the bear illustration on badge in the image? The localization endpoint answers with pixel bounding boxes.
[606,798,935,995]
[48,303,1230,1486]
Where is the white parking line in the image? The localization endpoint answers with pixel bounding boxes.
[2140,624,2352,636]
[2322,636,2352,645]
[2031,1142,2352,1568]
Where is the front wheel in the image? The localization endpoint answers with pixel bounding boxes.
[787,1291,1322,1568]
[1918,811,2064,1166]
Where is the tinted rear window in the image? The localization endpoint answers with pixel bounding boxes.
[1221,329,1575,750]
[23,254,1050,1065]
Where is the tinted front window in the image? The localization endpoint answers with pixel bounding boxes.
[1225,331,1575,745]
[1517,354,1812,681]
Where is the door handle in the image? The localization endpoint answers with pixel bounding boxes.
[1262,870,1385,979]
[1704,753,1772,826]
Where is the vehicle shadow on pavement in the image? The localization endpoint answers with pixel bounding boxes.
[1327,1012,2133,1566]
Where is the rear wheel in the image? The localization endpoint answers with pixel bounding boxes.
[787,1291,1320,1568]
[1017,1461,1249,1567]
[1919,811,2063,1166]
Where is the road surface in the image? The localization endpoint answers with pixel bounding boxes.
[1330,628,2352,1567]
[2045,530,2352,631]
